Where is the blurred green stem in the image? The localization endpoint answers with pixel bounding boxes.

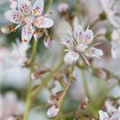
[58,64,75,107]
[89,18,100,28]
[81,70,91,100]
[23,40,37,120]
[44,0,53,13]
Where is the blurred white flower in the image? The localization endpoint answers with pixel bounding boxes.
[105,99,120,115]
[100,0,120,28]
[57,3,69,13]
[1,40,30,88]
[5,0,54,42]
[98,110,120,120]
[47,105,59,118]
[111,29,120,58]
[61,22,103,65]
[0,91,24,120]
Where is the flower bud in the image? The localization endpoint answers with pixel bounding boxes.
[57,3,69,14]
[47,105,59,118]
[34,29,44,41]
[44,36,55,48]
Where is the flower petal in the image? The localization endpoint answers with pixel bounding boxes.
[64,51,79,65]
[9,0,17,9]
[98,110,109,120]
[22,25,33,42]
[32,0,44,16]
[74,25,84,43]
[85,47,103,58]
[18,0,31,15]
[61,35,74,49]
[5,10,23,24]
[110,112,120,120]
[109,16,120,28]
[47,105,59,118]
[105,100,117,115]
[34,17,54,28]
[83,29,94,45]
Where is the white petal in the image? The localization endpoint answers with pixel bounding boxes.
[32,0,44,16]
[5,10,23,24]
[83,29,94,45]
[22,25,33,42]
[105,100,117,115]
[64,51,79,65]
[98,110,109,120]
[18,0,31,15]
[110,112,120,120]
[74,25,84,43]
[34,17,54,28]
[61,35,74,49]
[47,105,59,118]
[85,47,103,58]
[9,0,17,9]
[109,16,120,28]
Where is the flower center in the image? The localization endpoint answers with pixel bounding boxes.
[75,43,88,53]
[24,16,34,25]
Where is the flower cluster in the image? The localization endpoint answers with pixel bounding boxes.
[61,24,103,65]
[5,0,54,43]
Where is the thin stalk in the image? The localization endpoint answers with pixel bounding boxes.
[89,18,100,28]
[81,70,91,100]
[23,40,37,120]
[57,64,75,107]
[32,60,63,97]
[44,0,53,13]
[54,64,75,120]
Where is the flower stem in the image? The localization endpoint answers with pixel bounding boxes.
[44,0,53,13]
[23,40,37,120]
[32,60,63,97]
[89,18,100,28]
[81,70,91,100]
[58,64,75,108]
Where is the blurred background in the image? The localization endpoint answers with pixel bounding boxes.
[0,0,120,120]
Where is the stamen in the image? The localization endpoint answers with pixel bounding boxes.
[23,39,28,42]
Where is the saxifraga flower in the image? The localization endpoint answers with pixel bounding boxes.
[5,0,54,42]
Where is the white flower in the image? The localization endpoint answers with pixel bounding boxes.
[5,0,54,42]
[47,105,59,118]
[0,92,24,120]
[105,99,119,115]
[1,40,30,88]
[98,110,120,120]
[61,23,103,65]
[100,0,120,28]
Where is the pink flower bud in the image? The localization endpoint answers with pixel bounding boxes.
[47,105,59,118]
[57,3,69,14]
[44,37,55,48]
